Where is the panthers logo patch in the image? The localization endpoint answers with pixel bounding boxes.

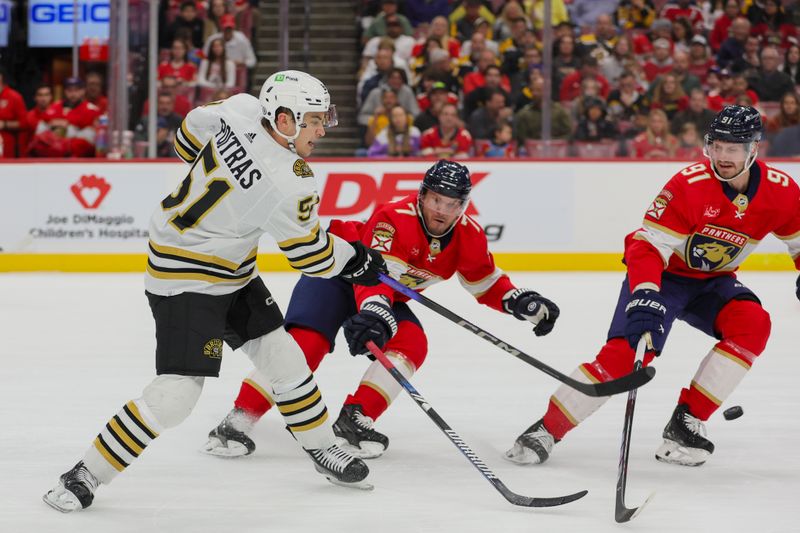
[686,225,748,271]
[292,159,313,177]
[203,338,223,359]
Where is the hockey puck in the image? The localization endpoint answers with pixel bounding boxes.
[723,405,744,420]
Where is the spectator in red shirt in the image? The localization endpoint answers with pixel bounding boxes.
[709,0,742,51]
[660,0,705,31]
[750,0,797,49]
[674,121,704,159]
[462,49,511,96]
[649,72,690,120]
[643,38,675,81]
[142,75,192,118]
[559,56,610,102]
[30,77,102,158]
[629,108,678,158]
[420,102,472,158]
[0,68,28,158]
[85,71,108,114]
[687,35,716,84]
[765,91,800,134]
[158,38,198,86]
[411,16,461,59]
[21,85,53,156]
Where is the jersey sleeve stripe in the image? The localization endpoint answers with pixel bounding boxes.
[642,219,689,238]
[774,229,800,241]
[149,240,247,272]
[278,223,321,251]
[173,137,195,163]
[457,268,504,297]
[286,237,334,269]
[179,121,203,152]
[175,128,200,158]
[301,260,337,276]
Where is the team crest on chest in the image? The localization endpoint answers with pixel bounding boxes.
[686,225,749,271]
[292,159,313,177]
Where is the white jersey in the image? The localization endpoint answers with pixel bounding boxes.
[145,93,355,296]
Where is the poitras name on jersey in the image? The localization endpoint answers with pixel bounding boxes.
[215,118,262,190]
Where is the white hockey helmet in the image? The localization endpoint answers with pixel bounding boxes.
[258,70,338,144]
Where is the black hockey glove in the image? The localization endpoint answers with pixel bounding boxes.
[343,296,398,359]
[624,288,667,350]
[502,289,560,337]
[339,241,387,287]
[796,274,799,302]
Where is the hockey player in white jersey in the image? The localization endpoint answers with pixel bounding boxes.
[43,70,387,513]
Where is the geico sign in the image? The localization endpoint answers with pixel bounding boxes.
[31,2,110,23]
[319,171,488,217]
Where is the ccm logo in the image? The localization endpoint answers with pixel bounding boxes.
[31,2,110,23]
[319,172,488,217]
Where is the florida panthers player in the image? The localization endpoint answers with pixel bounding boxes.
[505,105,800,467]
[202,160,561,459]
[43,71,388,512]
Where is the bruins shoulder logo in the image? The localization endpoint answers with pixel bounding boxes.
[203,339,223,359]
[686,225,748,271]
[292,159,314,178]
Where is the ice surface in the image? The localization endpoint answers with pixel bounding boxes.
[1,272,798,533]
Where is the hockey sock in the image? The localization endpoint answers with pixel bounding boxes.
[232,327,331,420]
[344,351,416,421]
[82,399,162,485]
[679,300,770,420]
[543,338,634,440]
[275,372,333,450]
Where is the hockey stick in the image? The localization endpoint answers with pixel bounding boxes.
[378,273,655,396]
[364,340,588,508]
[614,335,656,523]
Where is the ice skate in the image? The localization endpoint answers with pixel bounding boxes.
[655,404,715,466]
[202,408,257,457]
[306,444,373,490]
[504,418,558,465]
[332,404,389,459]
[43,461,99,513]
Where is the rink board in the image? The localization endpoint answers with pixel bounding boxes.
[1,159,798,272]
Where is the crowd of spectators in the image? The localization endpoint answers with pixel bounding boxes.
[0,0,257,158]
[354,0,800,158]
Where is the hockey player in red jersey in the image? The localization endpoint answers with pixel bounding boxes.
[506,105,800,468]
[203,160,561,459]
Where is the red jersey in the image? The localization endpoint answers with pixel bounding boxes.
[559,72,610,102]
[660,3,704,29]
[625,160,800,291]
[338,193,515,311]
[420,126,472,158]
[157,61,198,83]
[44,99,102,130]
[0,85,28,158]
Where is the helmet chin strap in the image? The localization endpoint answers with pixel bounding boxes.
[266,116,307,154]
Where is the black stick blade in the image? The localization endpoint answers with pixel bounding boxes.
[574,366,656,397]
[511,489,589,508]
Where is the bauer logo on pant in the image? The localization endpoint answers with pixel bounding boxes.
[203,339,223,359]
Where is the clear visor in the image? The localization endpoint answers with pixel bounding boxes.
[420,189,467,216]
[324,105,338,128]
[703,136,753,164]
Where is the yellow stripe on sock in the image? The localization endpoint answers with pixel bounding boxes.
[126,401,159,438]
[93,437,125,472]
[362,381,391,405]
[550,395,579,426]
[690,380,723,406]
[289,411,329,432]
[277,389,321,415]
[109,418,144,455]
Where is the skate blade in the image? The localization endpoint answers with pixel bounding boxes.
[503,443,544,465]
[201,438,252,458]
[655,441,708,467]
[323,475,374,491]
[42,487,82,513]
[335,437,385,459]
